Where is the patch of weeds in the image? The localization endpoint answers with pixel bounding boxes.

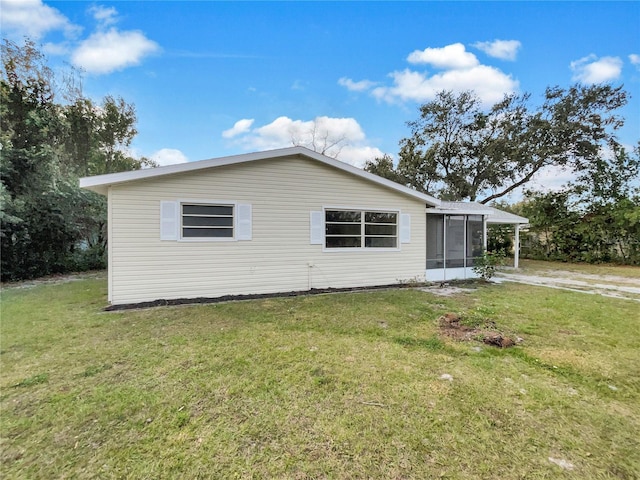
[79,364,112,378]
[13,373,48,388]
[394,335,444,350]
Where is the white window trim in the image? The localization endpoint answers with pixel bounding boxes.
[322,206,402,253]
[178,199,238,242]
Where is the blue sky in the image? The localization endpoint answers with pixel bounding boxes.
[2,1,639,196]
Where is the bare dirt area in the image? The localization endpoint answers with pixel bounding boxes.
[1,271,106,290]
[438,312,520,348]
[494,269,640,302]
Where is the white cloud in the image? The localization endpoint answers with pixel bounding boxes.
[407,43,479,69]
[372,66,518,106]
[1,1,158,75]
[339,145,387,168]
[341,43,519,107]
[222,116,384,167]
[71,28,159,74]
[0,0,78,39]
[473,39,521,61]
[222,119,255,138]
[89,5,118,26]
[338,77,377,92]
[570,55,623,83]
[629,54,640,67]
[151,148,189,166]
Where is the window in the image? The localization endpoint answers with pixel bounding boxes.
[325,209,398,249]
[182,204,234,238]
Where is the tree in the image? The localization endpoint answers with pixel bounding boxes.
[366,86,628,203]
[1,38,152,280]
[363,154,408,185]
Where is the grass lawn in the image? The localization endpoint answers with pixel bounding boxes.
[1,273,639,479]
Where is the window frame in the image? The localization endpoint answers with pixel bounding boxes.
[323,206,401,252]
[178,200,238,242]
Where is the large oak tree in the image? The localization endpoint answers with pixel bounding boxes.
[366,85,629,203]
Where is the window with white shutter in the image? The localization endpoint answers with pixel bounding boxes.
[160,201,252,241]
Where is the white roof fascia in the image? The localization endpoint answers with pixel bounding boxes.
[426,201,529,224]
[80,146,441,206]
[487,211,529,225]
[426,200,493,216]
[427,206,494,215]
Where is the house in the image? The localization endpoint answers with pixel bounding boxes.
[80,147,528,305]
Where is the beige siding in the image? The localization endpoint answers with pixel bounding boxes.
[109,156,426,304]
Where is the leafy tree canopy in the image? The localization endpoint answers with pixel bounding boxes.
[1,38,154,281]
[365,86,631,203]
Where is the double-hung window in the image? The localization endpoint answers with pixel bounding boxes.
[182,204,234,238]
[325,209,398,249]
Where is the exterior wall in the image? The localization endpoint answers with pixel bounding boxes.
[108,156,427,304]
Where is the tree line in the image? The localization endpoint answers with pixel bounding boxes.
[1,39,154,281]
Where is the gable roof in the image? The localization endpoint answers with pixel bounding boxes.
[427,201,528,224]
[79,146,441,206]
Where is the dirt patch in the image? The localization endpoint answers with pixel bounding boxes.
[438,312,519,348]
[421,285,477,297]
[1,271,106,290]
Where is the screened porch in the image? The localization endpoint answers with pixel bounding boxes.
[425,202,529,282]
[425,214,485,281]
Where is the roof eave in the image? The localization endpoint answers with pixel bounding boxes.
[79,146,441,206]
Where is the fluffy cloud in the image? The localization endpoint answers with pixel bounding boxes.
[151,148,189,166]
[340,43,518,106]
[473,39,521,61]
[372,65,518,106]
[222,116,384,167]
[407,43,479,69]
[571,55,623,83]
[0,0,78,39]
[71,28,159,74]
[222,119,255,138]
[1,1,158,75]
[630,54,640,67]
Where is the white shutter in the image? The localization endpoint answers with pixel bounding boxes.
[400,213,411,244]
[236,204,252,240]
[310,211,323,245]
[160,201,179,240]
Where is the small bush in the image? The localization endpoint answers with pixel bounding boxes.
[472,250,506,280]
